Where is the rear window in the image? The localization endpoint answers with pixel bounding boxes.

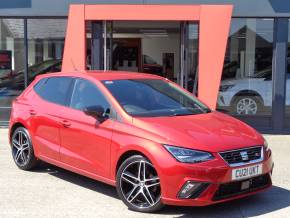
[34,77,73,106]
[33,78,47,93]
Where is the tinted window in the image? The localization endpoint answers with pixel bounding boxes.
[33,78,47,93]
[102,79,210,117]
[34,77,73,106]
[70,79,110,112]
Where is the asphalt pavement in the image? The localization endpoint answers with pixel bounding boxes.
[0,129,290,218]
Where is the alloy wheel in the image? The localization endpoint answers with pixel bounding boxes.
[236,97,258,115]
[12,130,31,166]
[120,160,161,209]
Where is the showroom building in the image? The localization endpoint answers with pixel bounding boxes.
[0,0,289,133]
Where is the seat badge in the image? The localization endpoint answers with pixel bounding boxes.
[240,151,249,161]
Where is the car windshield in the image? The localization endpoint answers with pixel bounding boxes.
[102,79,210,117]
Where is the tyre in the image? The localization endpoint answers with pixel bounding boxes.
[11,127,39,170]
[232,95,263,115]
[116,155,164,213]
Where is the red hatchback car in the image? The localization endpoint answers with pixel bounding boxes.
[9,71,273,212]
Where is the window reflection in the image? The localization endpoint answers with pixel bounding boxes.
[0,19,25,124]
[186,23,199,94]
[286,68,290,128]
[286,21,290,128]
[218,18,274,116]
[27,19,66,85]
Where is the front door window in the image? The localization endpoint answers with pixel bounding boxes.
[70,78,110,114]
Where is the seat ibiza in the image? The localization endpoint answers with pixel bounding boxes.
[9,71,273,212]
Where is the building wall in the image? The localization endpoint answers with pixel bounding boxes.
[0,0,290,17]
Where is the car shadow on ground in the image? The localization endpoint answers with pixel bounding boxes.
[31,162,119,199]
[161,186,290,217]
[32,163,290,217]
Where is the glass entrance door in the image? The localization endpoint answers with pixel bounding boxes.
[105,21,181,83]
[182,22,199,94]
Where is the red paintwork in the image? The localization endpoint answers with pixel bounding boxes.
[62,4,232,109]
[9,71,273,206]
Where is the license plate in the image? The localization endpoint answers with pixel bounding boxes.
[232,164,263,181]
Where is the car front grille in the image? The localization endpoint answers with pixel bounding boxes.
[219,146,263,167]
[213,174,271,201]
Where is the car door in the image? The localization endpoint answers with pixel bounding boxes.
[59,78,114,178]
[30,77,73,161]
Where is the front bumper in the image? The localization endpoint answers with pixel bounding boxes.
[218,91,234,107]
[159,149,273,206]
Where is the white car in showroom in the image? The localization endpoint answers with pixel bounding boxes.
[218,68,290,115]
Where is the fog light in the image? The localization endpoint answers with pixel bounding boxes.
[178,181,209,199]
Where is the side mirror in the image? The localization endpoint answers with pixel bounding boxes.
[83,105,108,123]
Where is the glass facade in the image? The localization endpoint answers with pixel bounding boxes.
[186,23,199,94]
[27,19,66,86]
[107,21,181,83]
[218,18,274,117]
[87,21,105,70]
[286,20,290,129]
[0,16,289,132]
[0,19,25,125]
[0,19,67,125]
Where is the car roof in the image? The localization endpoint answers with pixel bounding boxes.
[36,70,165,81]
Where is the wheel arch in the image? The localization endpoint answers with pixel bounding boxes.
[231,90,264,105]
[110,134,169,184]
[9,122,26,145]
[115,150,150,178]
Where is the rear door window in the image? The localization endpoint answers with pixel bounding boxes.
[34,77,73,106]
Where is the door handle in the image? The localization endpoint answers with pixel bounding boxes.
[29,109,37,116]
[61,120,71,127]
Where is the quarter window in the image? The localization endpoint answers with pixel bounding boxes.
[70,79,110,112]
[34,77,73,106]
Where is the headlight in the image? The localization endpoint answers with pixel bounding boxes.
[263,137,269,151]
[219,84,234,92]
[164,145,214,163]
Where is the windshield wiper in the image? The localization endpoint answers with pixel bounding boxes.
[184,107,211,114]
[203,108,212,113]
[170,112,195,117]
[171,108,211,116]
